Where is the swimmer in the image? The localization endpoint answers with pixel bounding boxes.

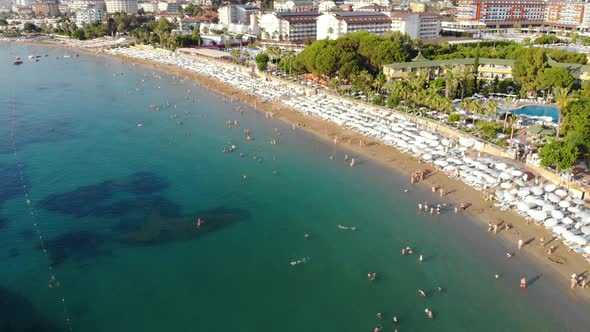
[196,218,204,228]
[393,316,399,324]
[427,309,433,319]
[495,274,500,279]
[436,287,443,293]
[402,248,406,255]
[377,312,382,319]
[418,289,426,297]
[506,252,513,258]
[419,254,423,263]
[242,175,248,180]
[305,233,310,239]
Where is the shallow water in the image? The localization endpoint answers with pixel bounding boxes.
[0,43,587,332]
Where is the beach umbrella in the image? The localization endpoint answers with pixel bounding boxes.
[434,160,449,167]
[534,198,546,206]
[518,188,531,197]
[511,170,523,177]
[532,210,548,221]
[559,200,571,208]
[495,190,505,200]
[542,204,557,212]
[422,154,433,160]
[573,236,588,246]
[548,193,561,203]
[463,157,474,164]
[581,226,590,234]
[544,184,557,192]
[544,218,558,227]
[477,163,489,171]
[553,225,568,235]
[441,138,451,146]
[561,217,575,225]
[551,210,565,219]
[568,206,580,214]
[563,230,577,242]
[517,202,530,212]
[504,192,516,202]
[500,182,512,189]
[530,186,544,196]
[495,163,507,171]
[573,198,586,206]
[499,172,512,180]
[515,179,526,187]
[555,189,568,197]
[525,195,537,204]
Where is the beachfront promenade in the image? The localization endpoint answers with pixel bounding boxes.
[105,46,590,266]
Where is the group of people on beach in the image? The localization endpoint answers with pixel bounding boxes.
[410,169,429,183]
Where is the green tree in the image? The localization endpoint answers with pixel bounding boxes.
[553,86,574,139]
[539,139,578,171]
[538,67,574,96]
[255,53,269,71]
[23,22,38,32]
[512,48,548,97]
[351,70,374,96]
[0,19,8,26]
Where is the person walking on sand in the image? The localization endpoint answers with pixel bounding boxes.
[518,239,523,250]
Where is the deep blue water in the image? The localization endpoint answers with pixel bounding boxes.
[0,43,588,332]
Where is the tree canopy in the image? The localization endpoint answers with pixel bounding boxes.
[512,48,548,97]
[294,31,413,80]
[255,53,269,71]
[538,139,578,171]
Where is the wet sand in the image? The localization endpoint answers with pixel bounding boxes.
[7,39,590,305]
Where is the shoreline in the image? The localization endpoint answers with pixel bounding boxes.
[5,39,590,304]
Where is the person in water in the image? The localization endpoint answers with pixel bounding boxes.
[418,289,426,297]
[305,233,310,239]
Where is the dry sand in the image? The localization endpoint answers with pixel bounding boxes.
[8,39,590,302]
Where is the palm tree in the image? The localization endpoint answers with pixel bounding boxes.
[443,64,457,99]
[553,86,575,139]
[457,65,474,100]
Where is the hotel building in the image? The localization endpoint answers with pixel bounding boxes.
[104,0,137,13]
[259,11,321,42]
[316,11,391,40]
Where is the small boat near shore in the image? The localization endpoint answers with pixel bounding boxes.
[13,57,23,65]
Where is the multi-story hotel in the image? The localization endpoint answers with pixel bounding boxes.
[259,11,321,42]
[31,0,60,16]
[217,4,260,26]
[545,1,585,27]
[75,4,104,25]
[456,0,546,25]
[456,0,590,27]
[316,11,392,40]
[104,0,137,13]
[388,11,441,40]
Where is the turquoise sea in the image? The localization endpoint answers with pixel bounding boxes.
[1,43,588,332]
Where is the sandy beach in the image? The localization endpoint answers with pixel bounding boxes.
[5,38,590,303]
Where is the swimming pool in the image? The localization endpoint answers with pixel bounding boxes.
[502,105,558,122]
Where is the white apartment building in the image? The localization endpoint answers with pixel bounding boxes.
[582,3,590,30]
[217,4,259,25]
[316,11,391,40]
[75,5,105,26]
[343,0,391,11]
[259,11,320,42]
[105,0,137,13]
[70,0,106,11]
[273,0,315,12]
[388,11,440,39]
[138,1,156,12]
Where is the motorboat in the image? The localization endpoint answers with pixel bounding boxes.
[13,57,23,65]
